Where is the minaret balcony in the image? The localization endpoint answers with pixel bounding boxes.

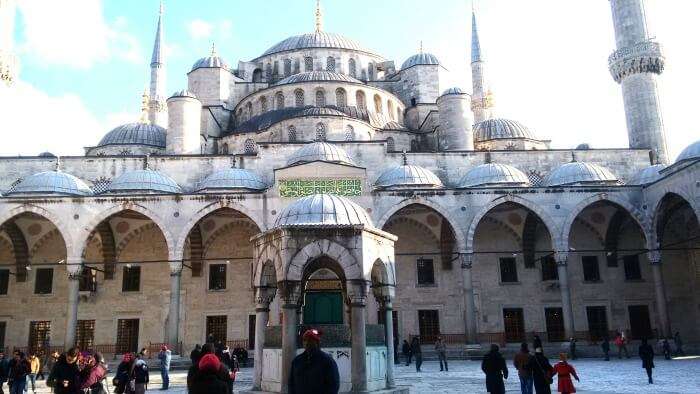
[608,40,665,83]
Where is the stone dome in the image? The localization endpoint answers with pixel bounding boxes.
[440,87,467,97]
[375,165,443,189]
[259,31,379,58]
[474,118,537,142]
[286,142,356,167]
[191,47,229,71]
[196,168,267,192]
[38,152,56,158]
[545,162,618,187]
[458,163,530,188]
[274,194,373,228]
[7,171,93,197]
[628,164,667,186]
[105,170,181,194]
[275,71,362,86]
[169,90,197,99]
[676,139,700,163]
[401,53,440,70]
[97,122,166,149]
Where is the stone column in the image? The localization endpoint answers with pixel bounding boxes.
[649,251,671,338]
[379,296,396,389]
[461,253,478,343]
[252,287,276,391]
[280,281,301,394]
[348,280,370,392]
[167,264,182,350]
[64,259,82,348]
[556,252,575,339]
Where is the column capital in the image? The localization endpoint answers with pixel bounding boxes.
[555,252,569,266]
[255,286,277,309]
[169,262,183,276]
[647,250,662,265]
[376,295,393,310]
[65,257,83,276]
[460,253,474,270]
[279,280,302,308]
[347,280,370,307]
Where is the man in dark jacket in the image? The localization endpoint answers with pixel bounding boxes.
[601,337,611,361]
[481,344,508,394]
[47,348,80,394]
[8,352,30,394]
[401,340,411,366]
[639,339,655,384]
[188,343,233,394]
[410,337,422,372]
[289,329,339,394]
[0,351,9,394]
[530,348,553,394]
[191,354,229,394]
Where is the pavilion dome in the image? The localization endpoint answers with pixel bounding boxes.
[374,164,443,189]
[474,118,537,142]
[196,168,267,192]
[105,169,181,194]
[191,46,229,71]
[458,163,530,188]
[274,194,373,228]
[545,162,618,187]
[259,31,379,58]
[401,53,440,70]
[7,171,93,197]
[169,90,197,99]
[675,139,700,163]
[286,142,356,167]
[628,164,667,186]
[97,122,166,149]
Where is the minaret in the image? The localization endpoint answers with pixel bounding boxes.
[148,1,167,127]
[609,0,668,164]
[0,0,18,87]
[315,0,323,32]
[470,4,495,124]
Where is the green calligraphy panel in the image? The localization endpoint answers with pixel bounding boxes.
[279,179,362,198]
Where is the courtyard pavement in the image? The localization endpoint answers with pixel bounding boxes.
[23,357,700,393]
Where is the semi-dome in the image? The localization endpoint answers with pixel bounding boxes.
[440,87,467,97]
[191,46,229,71]
[38,152,56,158]
[545,162,619,187]
[401,53,440,70]
[274,194,373,227]
[275,71,362,86]
[375,164,443,189]
[676,139,700,163]
[259,31,379,58]
[196,168,267,192]
[170,90,197,99]
[458,163,530,188]
[7,171,93,197]
[474,118,537,142]
[105,170,181,194]
[97,122,166,148]
[286,142,356,167]
[628,164,667,186]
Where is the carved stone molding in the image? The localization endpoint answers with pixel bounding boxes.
[609,40,665,83]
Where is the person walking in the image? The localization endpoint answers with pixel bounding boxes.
[35,351,46,381]
[615,332,629,359]
[132,351,149,394]
[47,348,81,394]
[481,344,508,394]
[533,335,543,352]
[27,352,40,394]
[673,332,685,356]
[530,348,554,394]
[638,339,655,384]
[8,352,29,394]
[401,340,411,366]
[514,343,534,394]
[79,353,108,394]
[190,354,229,394]
[288,329,340,394]
[157,345,171,390]
[410,337,422,372]
[434,337,448,372]
[112,353,134,394]
[601,337,610,361]
[568,338,577,360]
[552,353,579,394]
[662,338,671,360]
[0,351,8,394]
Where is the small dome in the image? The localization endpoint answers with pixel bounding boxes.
[401,53,440,70]
[169,90,197,99]
[545,162,619,187]
[97,123,166,148]
[196,168,267,192]
[106,170,181,194]
[576,143,592,150]
[286,142,356,167]
[474,118,537,142]
[274,194,373,228]
[275,71,362,86]
[676,139,700,163]
[375,164,443,189]
[259,31,379,58]
[191,45,229,71]
[440,87,467,97]
[7,171,93,197]
[628,164,667,185]
[38,152,56,158]
[458,163,530,188]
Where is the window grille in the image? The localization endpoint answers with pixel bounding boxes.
[335,88,347,107]
[287,126,297,142]
[344,125,354,141]
[91,177,112,194]
[315,123,327,141]
[356,91,366,110]
[416,258,435,286]
[276,92,285,110]
[326,57,336,72]
[76,320,95,350]
[116,319,139,354]
[244,139,258,154]
[315,90,326,107]
[122,266,140,292]
[206,315,228,342]
[283,59,292,76]
[28,321,51,352]
[348,58,357,77]
[294,89,305,107]
[304,57,314,72]
[209,264,227,291]
[386,137,395,152]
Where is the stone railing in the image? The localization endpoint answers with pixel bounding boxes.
[608,40,665,83]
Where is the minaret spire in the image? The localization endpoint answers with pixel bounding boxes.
[315,0,323,32]
[0,0,19,87]
[470,2,495,124]
[148,0,167,127]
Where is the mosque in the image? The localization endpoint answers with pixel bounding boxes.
[0,0,698,392]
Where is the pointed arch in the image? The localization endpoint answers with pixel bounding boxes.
[652,192,700,248]
[286,239,361,283]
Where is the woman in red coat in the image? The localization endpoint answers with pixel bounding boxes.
[553,353,579,394]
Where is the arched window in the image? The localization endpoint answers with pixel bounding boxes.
[260,96,268,113]
[348,58,357,77]
[252,69,263,83]
[265,64,272,80]
[356,90,366,110]
[288,125,297,142]
[387,100,395,120]
[244,139,258,154]
[236,109,243,124]
[246,102,253,119]
[293,59,300,74]
[368,62,375,80]
[304,57,314,72]
[272,61,280,80]
[283,59,292,77]
[275,92,285,110]
[386,137,395,151]
[344,125,354,141]
[335,88,347,107]
[361,69,367,80]
[221,143,229,154]
[374,94,383,113]
[294,89,305,107]
[410,139,419,152]
[315,123,326,141]
[315,89,326,107]
[326,56,336,72]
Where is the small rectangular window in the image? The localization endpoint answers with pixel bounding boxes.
[623,255,642,280]
[541,256,558,281]
[76,320,95,350]
[499,258,518,283]
[209,264,227,291]
[79,268,97,292]
[0,269,9,295]
[416,258,435,286]
[582,256,601,282]
[34,268,53,294]
[28,321,51,352]
[116,319,139,354]
[206,315,228,343]
[122,266,141,292]
[418,310,440,344]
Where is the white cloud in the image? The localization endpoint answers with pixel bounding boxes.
[17,0,141,69]
[187,19,214,40]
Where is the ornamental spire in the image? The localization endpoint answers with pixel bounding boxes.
[148,1,167,127]
[151,1,164,66]
[471,1,482,64]
[211,42,217,57]
[315,0,323,32]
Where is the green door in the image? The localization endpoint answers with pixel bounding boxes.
[303,292,343,324]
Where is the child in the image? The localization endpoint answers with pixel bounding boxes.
[553,353,579,394]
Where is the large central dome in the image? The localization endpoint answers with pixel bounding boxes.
[258,31,380,58]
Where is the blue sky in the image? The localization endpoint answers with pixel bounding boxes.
[2,0,698,158]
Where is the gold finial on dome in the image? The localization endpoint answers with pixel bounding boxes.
[315,0,323,32]
[211,42,217,57]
